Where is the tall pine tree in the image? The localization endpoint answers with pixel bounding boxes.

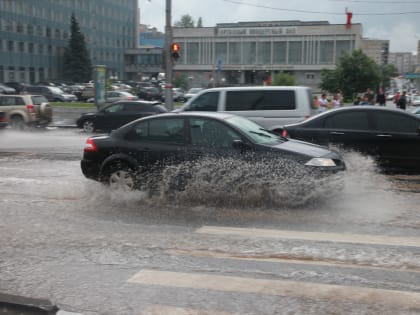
[63,14,92,83]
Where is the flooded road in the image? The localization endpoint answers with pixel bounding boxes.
[1,129,419,314]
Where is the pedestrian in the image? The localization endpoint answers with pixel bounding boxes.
[376,87,386,106]
[394,91,401,106]
[314,95,319,110]
[360,95,371,105]
[318,93,329,112]
[331,94,341,108]
[365,88,375,105]
[353,96,361,105]
[397,91,407,110]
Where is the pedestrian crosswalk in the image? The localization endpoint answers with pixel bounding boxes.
[127,226,420,314]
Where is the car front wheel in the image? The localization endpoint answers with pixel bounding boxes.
[82,120,95,133]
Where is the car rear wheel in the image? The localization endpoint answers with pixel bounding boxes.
[9,115,26,130]
[105,163,136,191]
[82,120,95,133]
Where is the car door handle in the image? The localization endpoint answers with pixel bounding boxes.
[376,134,392,137]
[329,132,345,135]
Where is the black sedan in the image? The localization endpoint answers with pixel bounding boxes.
[76,100,167,132]
[81,112,345,191]
[281,106,420,172]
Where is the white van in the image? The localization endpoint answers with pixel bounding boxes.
[176,86,317,133]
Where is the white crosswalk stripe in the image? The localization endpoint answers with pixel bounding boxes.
[196,226,420,247]
[129,270,420,309]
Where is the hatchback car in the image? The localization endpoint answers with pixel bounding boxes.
[81,112,346,191]
[0,94,53,129]
[137,87,163,101]
[76,100,167,132]
[281,107,420,172]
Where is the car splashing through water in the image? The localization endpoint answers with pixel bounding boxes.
[133,156,345,209]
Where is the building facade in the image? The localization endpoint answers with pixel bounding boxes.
[389,52,416,74]
[0,0,139,84]
[172,21,366,88]
[360,39,389,65]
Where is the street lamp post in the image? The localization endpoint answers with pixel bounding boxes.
[164,0,174,110]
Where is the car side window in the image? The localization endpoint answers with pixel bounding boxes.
[188,92,219,111]
[325,112,370,130]
[226,90,296,111]
[124,103,147,112]
[373,112,419,133]
[189,118,241,148]
[128,118,185,144]
[104,104,124,113]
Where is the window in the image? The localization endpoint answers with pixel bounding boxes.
[320,40,334,64]
[243,42,256,64]
[373,112,419,133]
[288,41,302,64]
[257,42,271,64]
[325,111,370,130]
[18,42,24,52]
[188,92,219,111]
[215,42,228,64]
[7,40,14,52]
[104,103,124,113]
[229,42,241,64]
[129,118,185,144]
[189,118,241,148]
[225,90,296,111]
[273,42,287,64]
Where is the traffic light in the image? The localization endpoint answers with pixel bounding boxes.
[171,42,180,61]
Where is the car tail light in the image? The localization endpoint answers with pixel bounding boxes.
[26,104,35,113]
[0,116,8,122]
[84,137,98,152]
[281,129,289,138]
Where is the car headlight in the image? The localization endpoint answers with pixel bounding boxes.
[305,158,337,167]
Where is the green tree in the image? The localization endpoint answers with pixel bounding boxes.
[172,72,188,90]
[174,14,195,27]
[197,17,203,27]
[271,72,296,86]
[63,14,92,83]
[319,50,380,100]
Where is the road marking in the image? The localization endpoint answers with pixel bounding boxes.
[196,226,420,247]
[141,305,237,315]
[128,270,420,309]
[166,249,420,273]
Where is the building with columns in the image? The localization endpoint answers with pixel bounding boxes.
[172,21,388,89]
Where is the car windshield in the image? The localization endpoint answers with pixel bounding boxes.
[225,115,282,144]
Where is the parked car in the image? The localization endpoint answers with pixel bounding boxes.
[410,95,420,106]
[4,82,31,94]
[172,88,185,102]
[76,100,167,133]
[87,91,138,103]
[281,106,420,172]
[184,87,204,101]
[0,83,16,95]
[137,87,163,101]
[176,86,317,133]
[80,112,346,191]
[0,111,8,129]
[24,85,77,102]
[0,94,52,129]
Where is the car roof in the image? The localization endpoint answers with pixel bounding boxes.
[292,106,420,125]
[153,111,238,120]
[198,86,310,92]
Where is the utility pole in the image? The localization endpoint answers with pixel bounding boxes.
[164,0,174,110]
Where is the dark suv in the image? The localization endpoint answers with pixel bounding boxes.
[0,94,53,129]
[24,85,77,102]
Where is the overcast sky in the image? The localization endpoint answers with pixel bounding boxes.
[139,0,420,53]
